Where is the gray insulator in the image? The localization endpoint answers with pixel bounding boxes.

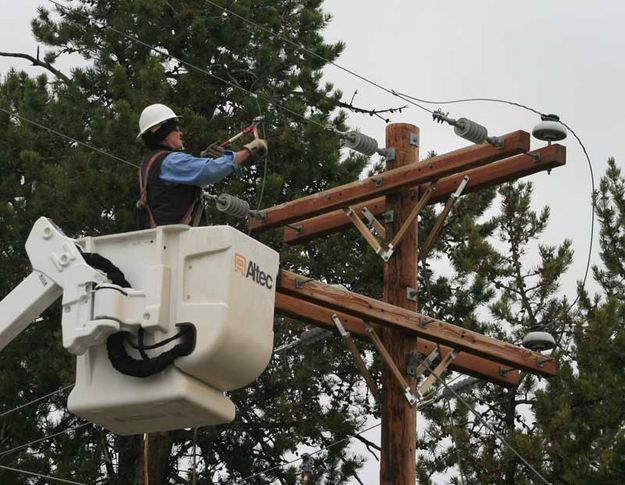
[215,193,250,219]
[342,131,379,156]
[454,118,489,144]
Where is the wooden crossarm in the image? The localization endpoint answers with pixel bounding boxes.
[249,131,530,231]
[274,293,520,387]
[283,144,566,244]
[277,270,556,377]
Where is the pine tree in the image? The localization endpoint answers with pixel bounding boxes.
[533,158,625,484]
[415,181,574,484]
[0,1,376,483]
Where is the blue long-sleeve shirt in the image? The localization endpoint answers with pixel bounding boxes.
[159,151,242,186]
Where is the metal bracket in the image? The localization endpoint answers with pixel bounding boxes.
[406,352,421,377]
[378,147,396,161]
[361,207,386,238]
[371,176,384,188]
[381,210,394,224]
[486,136,505,149]
[249,210,266,223]
[418,350,459,395]
[407,348,440,378]
[409,132,419,147]
[406,287,417,302]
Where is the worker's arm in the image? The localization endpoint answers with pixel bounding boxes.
[159,151,243,186]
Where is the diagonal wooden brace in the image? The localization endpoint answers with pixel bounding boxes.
[418,349,459,395]
[363,321,419,405]
[421,176,470,261]
[382,184,436,261]
[361,206,386,238]
[331,314,379,404]
[344,207,385,256]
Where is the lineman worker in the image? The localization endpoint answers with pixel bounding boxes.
[136,103,266,228]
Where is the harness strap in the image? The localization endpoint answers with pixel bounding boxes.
[137,151,166,229]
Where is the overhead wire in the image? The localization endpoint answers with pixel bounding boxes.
[240,371,468,483]
[203,0,434,116]
[0,384,73,418]
[240,422,382,482]
[48,0,330,133]
[200,0,595,311]
[395,92,596,313]
[0,106,139,169]
[417,359,551,484]
[0,422,91,458]
[0,464,87,485]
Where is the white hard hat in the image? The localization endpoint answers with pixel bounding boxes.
[137,104,180,139]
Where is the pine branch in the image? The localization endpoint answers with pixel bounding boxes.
[337,99,408,123]
[0,50,70,83]
[353,433,381,460]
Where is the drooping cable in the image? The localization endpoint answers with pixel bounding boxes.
[0,106,138,168]
[240,422,382,482]
[394,92,595,312]
[0,464,87,485]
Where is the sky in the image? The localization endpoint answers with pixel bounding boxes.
[1,1,625,483]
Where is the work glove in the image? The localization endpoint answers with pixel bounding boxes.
[243,138,268,156]
[200,144,225,158]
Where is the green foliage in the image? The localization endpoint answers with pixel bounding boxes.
[532,157,625,483]
[2,0,622,483]
[0,1,371,483]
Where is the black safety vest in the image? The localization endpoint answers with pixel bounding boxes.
[137,149,203,229]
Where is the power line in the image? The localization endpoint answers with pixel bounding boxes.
[0,385,73,418]
[48,0,330,133]
[395,92,596,312]
[241,422,382,482]
[0,464,87,485]
[0,422,91,458]
[0,106,138,169]
[203,0,433,116]
[202,0,595,310]
[240,372,467,483]
[418,360,551,484]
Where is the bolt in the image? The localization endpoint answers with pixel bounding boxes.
[43,227,53,239]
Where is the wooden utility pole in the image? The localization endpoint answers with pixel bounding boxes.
[251,125,565,482]
[380,123,419,484]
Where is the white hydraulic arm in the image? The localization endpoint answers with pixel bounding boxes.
[0,217,139,355]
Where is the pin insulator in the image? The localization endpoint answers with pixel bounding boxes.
[215,193,250,219]
[341,131,380,156]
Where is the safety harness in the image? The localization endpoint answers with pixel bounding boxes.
[136,150,201,228]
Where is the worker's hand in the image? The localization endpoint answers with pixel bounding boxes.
[243,138,268,156]
[200,144,225,158]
